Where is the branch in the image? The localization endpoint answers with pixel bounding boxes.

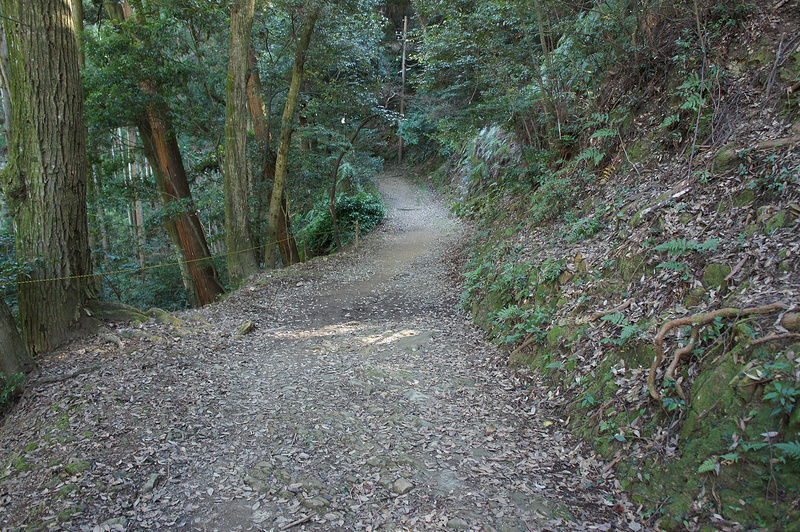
[648,303,788,401]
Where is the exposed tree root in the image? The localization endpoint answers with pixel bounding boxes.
[648,303,788,401]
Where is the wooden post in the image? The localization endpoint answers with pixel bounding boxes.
[398,15,407,163]
[355,220,359,248]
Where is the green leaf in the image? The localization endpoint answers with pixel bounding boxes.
[698,457,718,474]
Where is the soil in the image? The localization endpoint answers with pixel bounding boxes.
[0,172,645,532]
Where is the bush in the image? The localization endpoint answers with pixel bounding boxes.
[301,190,385,256]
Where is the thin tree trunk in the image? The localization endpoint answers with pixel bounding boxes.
[140,110,225,306]
[224,0,259,286]
[330,115,375,250]
[138,120,198,305]
[0,0,95,354]
[247,51,299,266]
[264,7,320,269]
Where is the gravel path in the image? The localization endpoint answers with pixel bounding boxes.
[0,172,641,532]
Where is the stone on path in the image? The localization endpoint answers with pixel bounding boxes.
[392,478,414,495]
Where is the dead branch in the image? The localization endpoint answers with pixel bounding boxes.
[648,303,788,401]
[756,134,800,150]
[746,332,800,348]
[29,364,102,389]
[510,332,540,357]
[724,255,749,281]
[281,514,314,530]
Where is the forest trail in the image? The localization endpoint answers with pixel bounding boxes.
[0,172,642,532]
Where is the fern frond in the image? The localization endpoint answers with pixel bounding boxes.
[775,441,800,461]
[600,312,628,327]
[698,457,718,474]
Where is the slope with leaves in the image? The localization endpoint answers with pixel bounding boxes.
[424,2,800,531]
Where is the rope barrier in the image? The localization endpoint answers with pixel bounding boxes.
[5,225,359,287]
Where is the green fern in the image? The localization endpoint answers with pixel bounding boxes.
[775,441,800,461]
[654,238,720,256]
[698,457,718,474]
[601,312,628,327]
[619,325,640,344]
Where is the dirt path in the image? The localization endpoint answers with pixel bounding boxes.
[0,172,641,532]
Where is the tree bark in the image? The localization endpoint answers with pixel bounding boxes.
[0,0,95,354]
[264,7,320,269]
[0,297,33,377]
[224,0,259,285]
[247,48,300,267]
[0,10,12,145]
[136,124,197,303]
[139,107,226,306]
[107,3,226,306]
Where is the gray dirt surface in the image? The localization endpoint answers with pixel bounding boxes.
[0,171,645,532]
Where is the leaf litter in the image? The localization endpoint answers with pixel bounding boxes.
[0,172,643,531]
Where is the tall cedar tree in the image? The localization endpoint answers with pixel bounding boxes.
[224,0,259,284]
[0,0,95,354]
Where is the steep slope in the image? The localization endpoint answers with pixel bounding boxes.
[449,4,800,532]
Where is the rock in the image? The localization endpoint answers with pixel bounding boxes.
[141,473,160,494]
[366,456,383,467]
[765,210,788,234]
[447,517,470,529]
[782,313,800,332]
[404,390,431,403]
[95,516,126,531]
[701,263,731,290]
[235,321,257,336]
[243,473,268,492]
[713,142,739,170]
[392,478,414,495]
[147,307,183,325]
[301,496,329,511]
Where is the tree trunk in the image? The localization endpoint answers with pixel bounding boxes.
[224,0,259,286]
[137,123,198,305]
[138,113,225,306]
[0,0,95,354]
[330,115,375,250]
[0,297,33,377]
[0,10,12,145]
[107,3,225,306]
[264,7,320,269]
[247,48,299,267]
[71,0,84,68]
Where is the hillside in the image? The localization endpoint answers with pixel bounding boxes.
[438,3,800,531]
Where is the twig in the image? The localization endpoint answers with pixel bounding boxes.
[509,332,540,357]
[588,300,632,322]
[724,256,749,281]
[29,364,102,388]
[648,303,788,400]
[280,514,314,530]
[617,131,642,179]
[765,34,784,100]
